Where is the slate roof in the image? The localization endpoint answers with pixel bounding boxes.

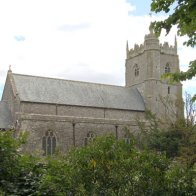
[12,73,145,111]
[0,101,13,129]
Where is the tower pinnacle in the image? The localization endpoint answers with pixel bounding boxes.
[175,35,177,47]
[149,24,153,35]
[126,41,129,56]
[174,35,178,53]
[9,65,12,72]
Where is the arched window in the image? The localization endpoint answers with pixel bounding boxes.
[165,63,170,73]
[134,64,139,77]
[84,132,96,146]
[42,130,56,156]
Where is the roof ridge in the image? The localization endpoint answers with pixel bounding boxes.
[12,73,125,88]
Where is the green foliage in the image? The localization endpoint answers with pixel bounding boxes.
[0,130,195,195]
[151,0,196,100]
[165,163,196,195]
[151,0,196,47]
[0,131,24,190]
[174,121,196,168]
[137,110,196,168]
[37,134,196,195]
[38,155,72,195]
[163,61,196,101]
[165,60,196,82]
[39,135,171,195]
[0,131,43,195]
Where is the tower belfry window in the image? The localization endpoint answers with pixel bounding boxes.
[42,130,56,156]
[165,63,171,73]
[134,64,139,77]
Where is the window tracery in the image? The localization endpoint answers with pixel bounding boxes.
[42,130,56,156]
[84,132,96,146]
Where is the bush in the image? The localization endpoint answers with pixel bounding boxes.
[1,131,195,195]
[0,131,42,195]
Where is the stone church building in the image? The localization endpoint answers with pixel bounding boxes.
[0,30,182,155]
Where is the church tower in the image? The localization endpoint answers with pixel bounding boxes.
[125,28,183,122]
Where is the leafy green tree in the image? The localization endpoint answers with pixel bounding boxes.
[38,135,196,195]
[0,131,24,194]
[0,131,42,195]
[39,135,170,195]
[165,162,196,195]
[136,110,183,158]
[137,108,196,168]
[1,131,195,195]
[150,0,196,100]
[151,0,196,47]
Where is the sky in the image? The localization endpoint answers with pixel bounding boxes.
[0,0,195,98]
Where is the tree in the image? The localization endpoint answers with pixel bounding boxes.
[137,104,196,168]
[184,92,196,125]
[0,131,195,195]
[38,135,196,195]
[0,131,42,195]
[150,0,196,100]
[39,135,170,195]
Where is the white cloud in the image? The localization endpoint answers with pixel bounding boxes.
[58,23,91,32]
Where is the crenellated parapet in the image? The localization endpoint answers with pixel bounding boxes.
[126,31,177,58]
[126,43,144,58]
[160,42,177,55]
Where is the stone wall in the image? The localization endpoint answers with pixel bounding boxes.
[125,31,182,120]
[2,71,20,123]
[160,53,179,75]
[16,113,144,153]
[21,102,144,120]
[21,102,57,115]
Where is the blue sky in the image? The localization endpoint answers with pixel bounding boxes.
[0,0,195,98]
[127,0,151,15]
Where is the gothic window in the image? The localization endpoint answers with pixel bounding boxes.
[134,64,139,77]
[165,63,170,73]
[42,130,56,156]
[84,132,96,146]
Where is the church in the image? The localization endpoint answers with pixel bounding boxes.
[0,30,183,155]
